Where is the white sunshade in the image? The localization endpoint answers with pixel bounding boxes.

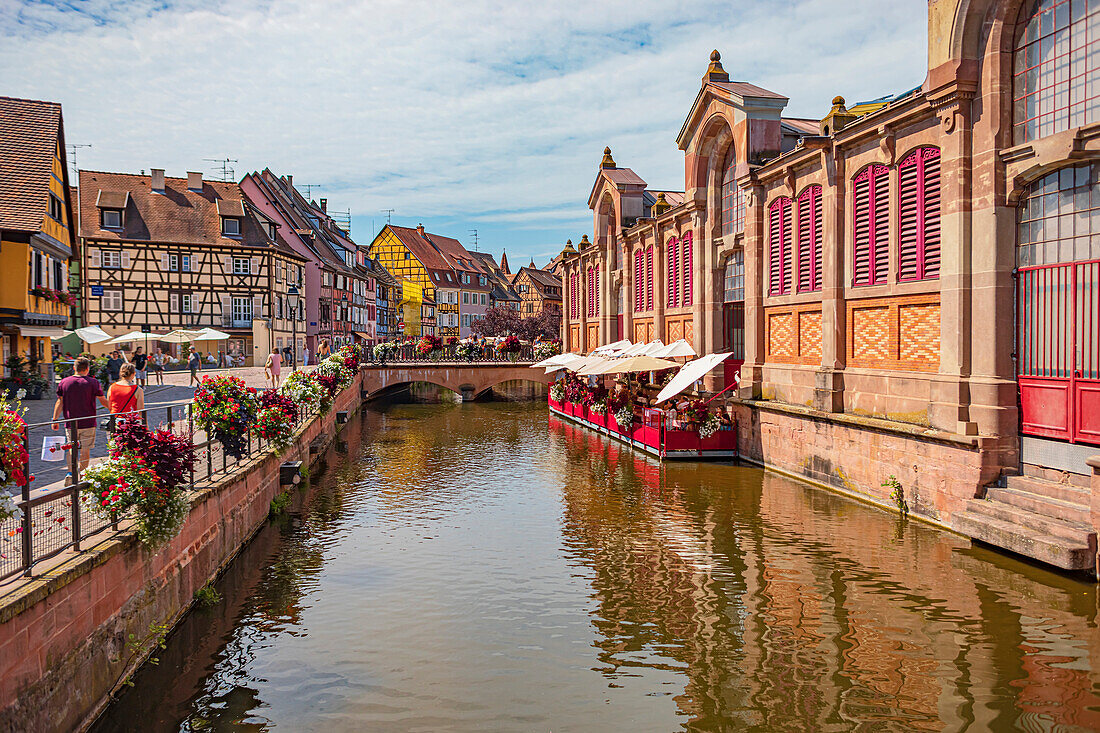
[638,340,669,356]
[158,329,203,344]
[544,354,588,373]
[72,326,112,344]
[654,352,732,405]
[592,339,632,355]
[589,354,680,375]
[531,353,574,369]
[575,355,616,375]
[110,330,166,343]
[652,339,696,359]
[191,327,232,341]
[622,340,661,357]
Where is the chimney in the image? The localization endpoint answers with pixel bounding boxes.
[320,198,328,213]
[186,171,203,191]
[416,224,425,236]
[286,174,293,188]
[151,168,165,192]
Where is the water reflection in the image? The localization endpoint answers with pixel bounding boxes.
[94,404,1100,732]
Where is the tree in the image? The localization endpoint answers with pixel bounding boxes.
[471,306,523,337]
[519,307,561,341]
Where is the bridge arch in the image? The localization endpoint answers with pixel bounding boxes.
[361,364,554,401]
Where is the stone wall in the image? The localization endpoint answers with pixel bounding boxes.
[0,373,363,733]
[733,398,1012,529]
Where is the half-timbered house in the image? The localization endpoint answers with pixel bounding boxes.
[511,265,561,317]
[0,96,77,375]
[78,169,307,365]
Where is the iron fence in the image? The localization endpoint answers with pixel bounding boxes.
[0,395,314,582]
[365,344,538,365]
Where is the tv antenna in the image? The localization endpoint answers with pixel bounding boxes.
[299,183,322,199]
[332,208,352,235]
[67,143,92,176]
[381,208,395,224]
[468,228,479,251]
[203,157,238,182]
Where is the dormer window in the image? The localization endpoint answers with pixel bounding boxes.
[102,209,122,229]
[216,198,245,238]
[222,217,241,236]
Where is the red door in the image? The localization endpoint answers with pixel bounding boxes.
[1018,259,1100,445]
[722,302,745,387]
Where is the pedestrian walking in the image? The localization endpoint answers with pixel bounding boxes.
[317,340,330,361]
[188,347,201,387]
[52,357,109,472]
[106,363,144,430]
[132,346,148,387]
[106,350,124,383]
[265,347,282,388]
[302,346,311,367]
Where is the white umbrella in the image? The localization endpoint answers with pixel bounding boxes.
[69,326,112,344]
[531,353,574,369]
[637,340,668,356]
[654,352,732,405]
[545,354,587,373]
[158,329,203,344]
[110,329,167,343]
[592,339,632,355]
[653,339,696,359]
[191,327,232,341]
[589,354,679,375]
[576,355,618,375]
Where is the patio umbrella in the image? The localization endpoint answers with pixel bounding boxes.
[653,339,696,359]
[544,354,588,373]
[191,327,232,341]
[110,330,167,343]
[158,329,203,344]
[531,353,574,369]
[589,354,679,374]
[576,355,616,375]
[654,353,732,404]
[70,326,112,344]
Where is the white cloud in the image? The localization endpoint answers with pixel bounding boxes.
[1,0,928,254]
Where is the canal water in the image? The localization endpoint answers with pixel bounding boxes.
[94,402,1100,732]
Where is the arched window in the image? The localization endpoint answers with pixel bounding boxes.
[586,266,595,317]
[853,164,890,286]
[667,236,679,307]
[1014,0,1100,143]
[768,197,792,295]
[634,250,644,312]
[594,268,599,316]
[898,147,941,281]
[1017,163,1100,266]
[796,186,822,292]
[681,231,693,306]
[569,272,578,318]
[721,146,745,236]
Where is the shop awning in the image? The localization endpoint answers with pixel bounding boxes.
[17,325,68,338]
[654,352,732,405]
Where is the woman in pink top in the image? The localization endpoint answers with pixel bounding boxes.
[265,348,282,388]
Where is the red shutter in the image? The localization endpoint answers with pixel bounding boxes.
[681,231,693,306]
[667,237,679,307]
[594,268,599,316]
[922,149,941,279]
[872,165,890,284]
[853,172,871,285]
[646,246,654,310]
[768,198,792,295]
[796,186,822,293]
[853,165,889,286]
[812,187,822,291]
[898,148,941,281]
[634,252,643,312]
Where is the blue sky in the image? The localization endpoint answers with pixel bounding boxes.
[2,0,928,267]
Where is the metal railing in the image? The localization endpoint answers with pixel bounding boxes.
[365,344,538,365]
[0,395,314,583]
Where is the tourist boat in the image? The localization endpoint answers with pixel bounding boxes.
[547,395,737,460]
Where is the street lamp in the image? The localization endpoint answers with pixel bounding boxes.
[286,285,300,371]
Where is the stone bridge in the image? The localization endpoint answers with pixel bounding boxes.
[361,362,553,400]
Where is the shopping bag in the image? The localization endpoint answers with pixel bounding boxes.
[42,435,66,462]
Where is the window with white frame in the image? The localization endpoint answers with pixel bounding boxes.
[102,250,121,268]
[182,293,195,313]
[182,254,191,272]
[222,217,241,236]
[102,288,123,311]
[233,257,251,275]
[169,253,178,271]
[101,209,122,229]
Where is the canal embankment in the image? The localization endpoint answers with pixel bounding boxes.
[0,372,364,733]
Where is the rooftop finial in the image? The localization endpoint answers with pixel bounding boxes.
[703,49,729,83]
[601,147,616,169]
[561,238,578,258]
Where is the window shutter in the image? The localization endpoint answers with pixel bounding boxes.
[797,186,822,293]
[646,246,654,310]
[768,198,792,295]
[170,293,179,313]
[250,257,259,275]
[634,254,643,312]
[681,231,693,306]
[253,295,263,317]
[899,147,941,281]
[922,149,941,279]
[220,294,231,318]
[223,256,231,273]
[853,170,872,285]
[594,267,599,316]
[160,253,169,270]
[667,237,679,307]
[89,248,101,268]
[873,166,890,285]
[120,252,131,269]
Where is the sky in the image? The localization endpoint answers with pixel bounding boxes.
[1,0,929,267]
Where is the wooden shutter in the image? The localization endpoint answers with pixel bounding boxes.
[120,252,131,269]
[223,256,231,273]
[89,248,101,268]
[646,246,654,311]
[169,293,179,313]
[594,267,599,316]
[220,294,231,319]
[160,253,169,270]
[852,165,888,286]
[768,198,792,295]
[873,166,890,285]
[681,231,693,306]
[250,256,260,275]
[899,147,941,281]
[253,295,263,318]
[667,237,679,307]
[797,186,822,292]
[634,253,643,312]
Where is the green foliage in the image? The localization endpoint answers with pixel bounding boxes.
[112,621,169,689]
[194,582,222,608]
[269,490,292,517]
[882,475,909,518]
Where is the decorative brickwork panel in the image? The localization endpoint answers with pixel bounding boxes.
[852,306,891,361]
[633,319,652,344]
[684,319,694,347]
[586,324,598,352]
[899,303,940,364]
[569,325,581,352]
[666,318,683,343]
[847,294,940,372]
[768,311,796,358]
[798,310,822,360]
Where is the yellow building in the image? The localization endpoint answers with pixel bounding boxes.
[400,278,423,337]
[0,96,76,378]
[367,224,447,303]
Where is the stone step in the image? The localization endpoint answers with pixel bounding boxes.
[965,498,1095,543]
[1005,475,1092,505]
[953,510,1096,572]
[984,487,1090,524]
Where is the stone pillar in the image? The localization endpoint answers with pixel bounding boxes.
[691,209,707,356]
[623,245,634,343]
[561,263,571,349]
[739,182,766,399]
[814,148,845,412]
[930,95,976,435]
[600,249,612,346]
[654,228,666,344]
[1090,455,1100,578]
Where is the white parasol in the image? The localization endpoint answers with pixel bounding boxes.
[653,352,732,404]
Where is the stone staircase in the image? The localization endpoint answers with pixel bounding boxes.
[954,474,1097,573]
